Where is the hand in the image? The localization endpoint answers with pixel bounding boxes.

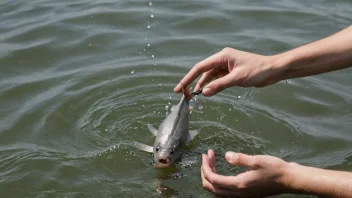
[201,149,291,197]
[174,48,279,96]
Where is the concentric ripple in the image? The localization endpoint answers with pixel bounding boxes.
[0,0,351,197]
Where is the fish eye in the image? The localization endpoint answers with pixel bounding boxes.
[170,148,174,155]
[156,147,160,152]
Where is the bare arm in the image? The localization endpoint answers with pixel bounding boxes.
[286,163,352,197]
[174,25,352,96]
[271,25,352,82]
[201,150,352,198]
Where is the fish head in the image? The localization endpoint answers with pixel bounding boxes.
[153,140,183,168]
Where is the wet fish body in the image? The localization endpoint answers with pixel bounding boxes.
[133,89,199,168]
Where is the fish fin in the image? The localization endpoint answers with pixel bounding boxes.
[147,124,158,136]
[170,105,177,112]
[133,141,153,153]
[187,130,199,144]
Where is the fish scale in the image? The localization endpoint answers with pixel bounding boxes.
[133,87,202,168]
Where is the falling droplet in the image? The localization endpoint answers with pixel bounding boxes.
[198,104,204,110]
[229,108,232,111]
[147,25,150,28]
[147,44,150,47]
[151,55,154,58]
[131,70,135,74]
[165,105,169,110]
[149,2,152,6]
[237,96,241,99]
[151,14,154,18]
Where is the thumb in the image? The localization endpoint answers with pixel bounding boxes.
[225,152,259,169]
[202,73,236,96]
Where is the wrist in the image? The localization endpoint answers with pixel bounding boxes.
[267,53,294,83]
[279,162,302,194]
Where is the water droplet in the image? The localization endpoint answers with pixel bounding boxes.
[168,102,171,105]
[131,70,135,74]
[237,96,241,99]
[229,108,232,111]
[151,14,154,18]
[198,104,204,110]
[144,49,146,51]
[159,83,161,86]
[149,2,152,6]
[151,55,154,58]
[88,43,91,46]
[147,44,150,47]
[147,25,150,28]
[105,129,107,132]
[165,105,169,110]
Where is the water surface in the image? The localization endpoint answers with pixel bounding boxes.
[0,1,352,197]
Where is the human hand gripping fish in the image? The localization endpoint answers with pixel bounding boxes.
[133,84,204,168]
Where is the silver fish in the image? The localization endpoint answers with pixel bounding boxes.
[133,87,201,168]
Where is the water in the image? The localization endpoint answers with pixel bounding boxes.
[0,1,351,197]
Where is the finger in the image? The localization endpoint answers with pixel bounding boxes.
[207,149,216,173]
[174,51,224,93]
[194,69,217,92]
[201,169,237,197]
[202,154,237,189]
[225,152,259,169]
[202,72,237,96]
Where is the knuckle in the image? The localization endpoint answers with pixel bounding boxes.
[202,182,208,189]
[234,153,243,163]
[204,174,214,184]
[251,157,261,168]
[204,173,210,181]
[202,183,212,192]
[214,81,224,91]
[221,47,233,54]
[194,62,202,71]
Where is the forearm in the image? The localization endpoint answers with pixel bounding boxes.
[271,25,352,81]
[285,163,352,197]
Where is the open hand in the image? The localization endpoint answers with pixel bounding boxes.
[174,48,279,96]
[201,149,291,197]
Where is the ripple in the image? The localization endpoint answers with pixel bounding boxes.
[0,0,351,197]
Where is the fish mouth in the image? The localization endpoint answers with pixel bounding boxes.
[154,157,171,168]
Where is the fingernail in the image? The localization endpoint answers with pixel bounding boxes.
[202,88,213,96]
[174,84,180,92]
[225,152,235,162]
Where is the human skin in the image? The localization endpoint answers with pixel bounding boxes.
[201,149,352,197]
[174,25,352,197]
[174,25,352,96]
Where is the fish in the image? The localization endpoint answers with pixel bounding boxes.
[133,86,202,168]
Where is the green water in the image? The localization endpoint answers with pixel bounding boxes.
[0,1,351,197]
